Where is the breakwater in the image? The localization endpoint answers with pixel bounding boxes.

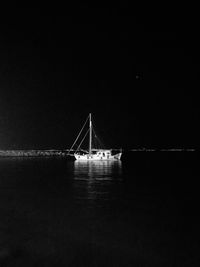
[0,150,74,158]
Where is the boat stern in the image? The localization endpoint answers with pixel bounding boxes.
[114,152,122,160]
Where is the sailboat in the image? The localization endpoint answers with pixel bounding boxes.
[68,113,122,161]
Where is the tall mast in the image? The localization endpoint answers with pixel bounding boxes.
[89,113,92,155]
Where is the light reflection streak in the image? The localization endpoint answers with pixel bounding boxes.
[73,161,122,201]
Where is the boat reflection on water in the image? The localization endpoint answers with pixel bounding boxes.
[72,161,122,203]
[74,160,122,179]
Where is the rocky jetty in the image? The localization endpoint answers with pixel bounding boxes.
[0,150,74,158]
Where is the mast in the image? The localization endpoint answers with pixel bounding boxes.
[89,113,92,155]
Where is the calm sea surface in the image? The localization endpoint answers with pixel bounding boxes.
[0,153,199,266]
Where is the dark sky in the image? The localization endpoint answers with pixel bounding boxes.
[0,7,199,149]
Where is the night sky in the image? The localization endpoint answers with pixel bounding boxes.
[0,8,199,149]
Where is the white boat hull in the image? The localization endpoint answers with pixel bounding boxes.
[74,152,122,161]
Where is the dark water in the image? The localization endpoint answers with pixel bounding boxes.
[0,152,199,266]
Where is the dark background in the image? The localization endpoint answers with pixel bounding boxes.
[0,7,199,149]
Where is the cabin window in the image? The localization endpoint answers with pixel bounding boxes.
[103,153,105,157]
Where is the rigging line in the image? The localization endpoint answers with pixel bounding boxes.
[67,114,89,155]
[92,128,99,149]
[75,128,90,153]
[91,119,102,141]
[92,132,97,149]
[92,127,105,148]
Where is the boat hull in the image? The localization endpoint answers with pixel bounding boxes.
[74,153,122,161]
